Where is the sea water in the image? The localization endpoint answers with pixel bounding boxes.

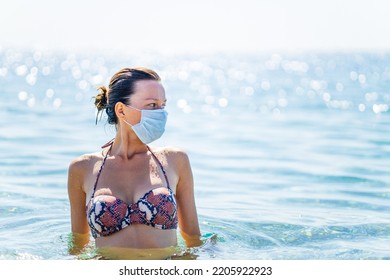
[0,48,389,259]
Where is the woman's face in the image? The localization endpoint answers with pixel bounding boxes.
[124,79,167,125]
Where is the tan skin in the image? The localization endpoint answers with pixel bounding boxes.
[68,80,201,256]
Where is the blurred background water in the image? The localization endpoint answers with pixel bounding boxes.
[0,47,389,259]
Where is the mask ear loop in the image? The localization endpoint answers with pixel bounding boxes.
[125,104,141,112]
[123,104,142,127]
[122,119,136,127]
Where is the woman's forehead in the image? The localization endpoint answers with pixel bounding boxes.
[131,80,166,101]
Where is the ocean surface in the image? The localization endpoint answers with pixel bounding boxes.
[0,47,389,260]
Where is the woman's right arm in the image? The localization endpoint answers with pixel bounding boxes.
[67,157,90,253]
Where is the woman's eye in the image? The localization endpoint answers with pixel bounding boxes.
[147,102,166,109]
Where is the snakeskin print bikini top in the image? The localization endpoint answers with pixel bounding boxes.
[86,144,178,238]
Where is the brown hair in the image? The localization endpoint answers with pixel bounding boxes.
[94,67,161,124]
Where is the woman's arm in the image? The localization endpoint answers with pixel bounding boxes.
[174,150,202,247]
[67,157,90,253]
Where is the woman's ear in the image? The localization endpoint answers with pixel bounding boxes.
[115,102,126,118]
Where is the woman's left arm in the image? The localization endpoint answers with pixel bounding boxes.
[174,150,202,247]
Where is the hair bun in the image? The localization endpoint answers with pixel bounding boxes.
[94,86,108,111]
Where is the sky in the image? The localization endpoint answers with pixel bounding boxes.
[1,0,390,54]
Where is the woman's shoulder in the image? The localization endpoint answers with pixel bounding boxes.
[152,146,189,159]
[68,151,103,173]
[151,146,191,169]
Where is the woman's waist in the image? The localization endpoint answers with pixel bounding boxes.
[95,224,177,249]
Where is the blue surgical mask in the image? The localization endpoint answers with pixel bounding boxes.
[123,105,168,144]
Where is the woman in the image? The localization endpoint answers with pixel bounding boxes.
[67,67,201,258]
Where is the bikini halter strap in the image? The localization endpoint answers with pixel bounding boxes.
[146,145,171,189]
[91,144,111,196]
